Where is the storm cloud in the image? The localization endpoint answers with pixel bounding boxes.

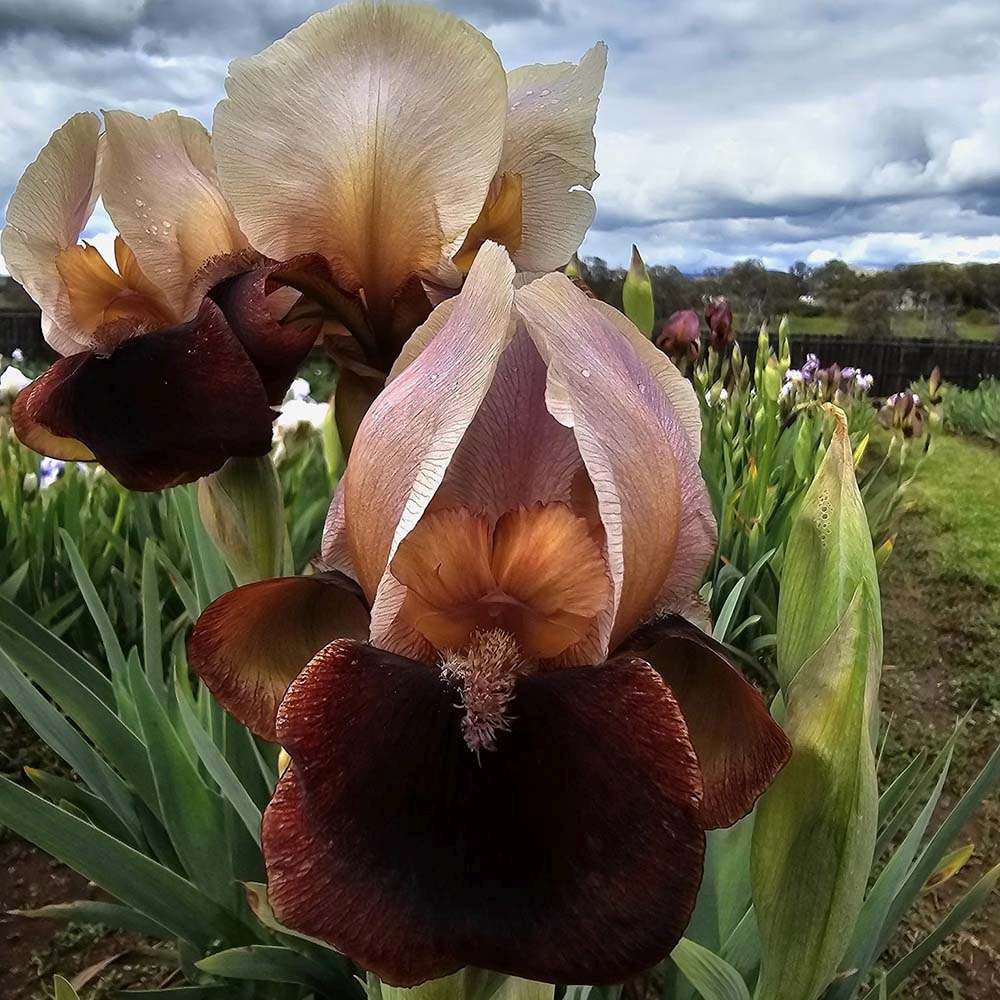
[1,0,998,273]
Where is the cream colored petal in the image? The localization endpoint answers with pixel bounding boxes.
[1,113,101,354]
[501,44,607,273]
[100,110,245,318]
[343,242,515,646]
[212,2,508,322]
[515,272,715,653]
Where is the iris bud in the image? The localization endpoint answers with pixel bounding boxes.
[197,455,287,585]
[622,244,654,337]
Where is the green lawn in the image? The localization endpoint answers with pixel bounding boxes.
[785,312,997,342]
[878,433,1000,998]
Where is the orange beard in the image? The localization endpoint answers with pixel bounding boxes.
[389,501,610,660]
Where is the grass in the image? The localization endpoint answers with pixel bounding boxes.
[940,380,1000,445]
[878,433,1000,998]
[787,312,997,341]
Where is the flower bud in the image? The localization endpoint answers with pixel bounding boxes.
[752,406,882,1000]
[622,244,655,337]
[197,455,287,585]
[656,309,700,364]
[705,296,734,352]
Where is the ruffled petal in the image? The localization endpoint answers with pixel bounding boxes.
[188,575,370,741]
[621,616,792,829]
[1,113,102,354]
[515,274,713,651]
[209,254,331,404]
[264,640,705,986]
[342,242,515,607]
[11,300,275,490]
[499,45,607,272]
[101,110,246,318]
[213,3,508,325]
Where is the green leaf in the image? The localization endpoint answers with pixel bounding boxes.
[60,529,128,681]
[141,540,166,698]
[53,976,81,1000]
[174,669,262,845]
[196,945,334,989]
[622,244,655,337]
[867,863,1000,998]
[0,776,247,947]
[116,990,233,998]
[0,593,113,705]
[14,899,171,938]
[0,648,143,840]
[751,408,882,1000]
[128,662,236,906]
[671,938,751,1000]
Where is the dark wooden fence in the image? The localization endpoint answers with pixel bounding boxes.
[2,311,997,395]
[738,334,999,393]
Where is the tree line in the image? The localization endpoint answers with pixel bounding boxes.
[580,256,1000,339]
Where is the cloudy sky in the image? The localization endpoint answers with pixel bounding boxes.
[1,0,999,273]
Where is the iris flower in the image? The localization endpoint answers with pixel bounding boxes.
[189,243,790,987]
[3,111,323,489]
[657,309,701,365]
[210,1,606,440]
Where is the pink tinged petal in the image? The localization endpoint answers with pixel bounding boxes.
[212,3,508,325]
[343,242,515,610]
[621,616,792,829]
[264,640,705,986]
[100,110,246,318]
[1,113,101,355]
[188,575,370,741]
[515,274,713,652]
[501,44,607,272]
[590,300,716,614]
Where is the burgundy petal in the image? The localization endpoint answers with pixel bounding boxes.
[621,616,791,829]
[188,575,370,741]
[12,300,275,491]
[263,640,705,986]
[210,254,346,404]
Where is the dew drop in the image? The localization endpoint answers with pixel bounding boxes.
[581,368,591,378]
[149,225,158,235]
[429,373,439,383]
[526,89,534,95]
[134,175,142,182]
[154,152,162,159]
[134,198,145,207]
[541,88,551,96]
[162,220,171,229]
[511,101,521,109]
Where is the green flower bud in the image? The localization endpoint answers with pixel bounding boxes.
[752,406,882,1000]
[197,455,287,585]
[622,244,655,337]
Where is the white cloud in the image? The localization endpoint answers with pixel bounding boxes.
[2,0,1000,275]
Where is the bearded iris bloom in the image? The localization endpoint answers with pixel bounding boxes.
[5,1,605,483]
[188,243,790,987]
[2,111,325,489]
[211,1,606,442]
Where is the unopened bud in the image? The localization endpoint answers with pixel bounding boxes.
[622,245,655,337]
[197,455,287,585]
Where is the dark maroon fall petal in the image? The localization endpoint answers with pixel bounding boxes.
[210,254,339,404]
[187,575,370,741]
[621,615,791,830]
[12,300,275,491]
[263,640,706,987]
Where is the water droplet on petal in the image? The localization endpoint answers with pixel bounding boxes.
[154,152,162,159]
[429,373,439,383]
[134,198,144,207]
[135,175,142,182]
[581,368,591,378]
[162,220,171,229]
[526,90,534,96]
[541,89,551,96]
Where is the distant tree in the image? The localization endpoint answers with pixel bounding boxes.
[846,290,894,339]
